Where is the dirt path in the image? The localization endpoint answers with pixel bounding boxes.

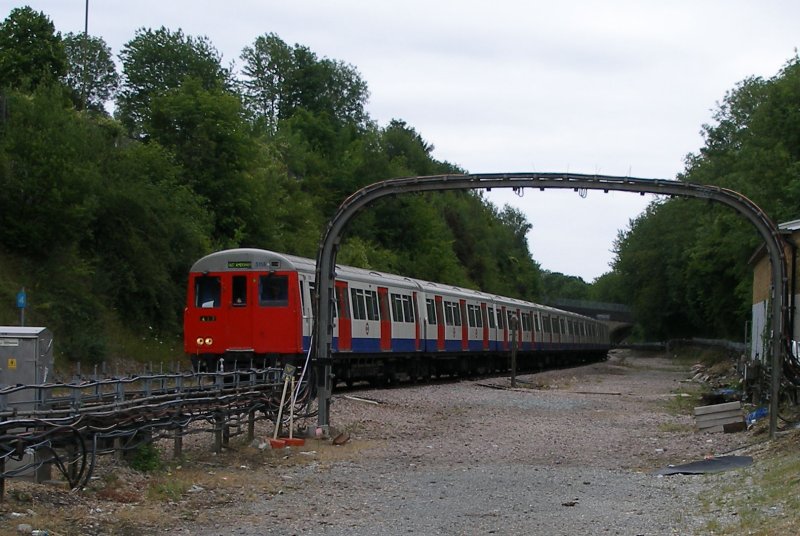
[1,350,756,535]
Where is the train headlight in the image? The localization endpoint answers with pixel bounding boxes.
[196,337,204,345]
[205,337,213,345]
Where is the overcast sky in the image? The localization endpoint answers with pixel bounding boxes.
[14,1,800,281]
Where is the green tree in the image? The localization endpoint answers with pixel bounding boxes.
[62,32,119,112]
[91,141,211,332]
[148,78,268,247]
[539,271,590,302]
[240,33,369,131]
[116,27,232,137]
[0,87,101,257]
[0,6,66,91]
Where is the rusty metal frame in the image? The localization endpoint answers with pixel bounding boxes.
[313,173,787,438]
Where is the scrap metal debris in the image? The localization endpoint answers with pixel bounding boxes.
[655,455,753,476]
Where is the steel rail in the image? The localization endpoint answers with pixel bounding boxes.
[314,172,788,438]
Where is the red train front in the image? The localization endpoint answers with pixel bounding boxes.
[183,249,310,371]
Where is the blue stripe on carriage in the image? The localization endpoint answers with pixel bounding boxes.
[444,340,463,352]
[391,339,418,352]
[468,340,485,352]
[350,337,382,353]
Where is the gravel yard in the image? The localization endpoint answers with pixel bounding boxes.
[192,349,753,536]
[2,350,759,535]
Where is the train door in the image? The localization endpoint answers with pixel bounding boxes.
[459,300,468,351]
[378,287,391,351]
[480,303,489,350]
[501,306,508,351]
[335,281,352,352]
[435,296,445,351]
[413,291,421,351]
[226,274,253,350]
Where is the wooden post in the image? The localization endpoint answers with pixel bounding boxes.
[247,410,255,442]
[214,414,223,454]
[173,426,183,459]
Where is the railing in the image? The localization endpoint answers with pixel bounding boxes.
[0,367,312,497]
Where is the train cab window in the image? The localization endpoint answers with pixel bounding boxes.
[195,276,221,308]
[232,275,247,306]
[426,298,437,324]
[259,275,289,306]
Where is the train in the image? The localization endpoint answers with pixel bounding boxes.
[183,248,611,384]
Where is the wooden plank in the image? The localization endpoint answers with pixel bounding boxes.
[697,414,744,429]
[696,409,744,424]
[694,401,741,416]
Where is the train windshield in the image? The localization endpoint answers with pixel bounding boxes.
[195,276,221,308]
[259,275,289,306]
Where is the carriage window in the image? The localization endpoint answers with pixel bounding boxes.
[534,314,541,332]
[506,311,516,330]
[487,307,496,329]
[521,312,531,332]
[259,275,289,306]
[232,275,247,306]
[543,316,551,334]
[195,276,221,308]
[496,309,505,329]
[426,298,437,324]
[391,293,415,322]
[351,288,367,320]
[467,305,477,328]
[444,301,461,326]
[365,290,380,321]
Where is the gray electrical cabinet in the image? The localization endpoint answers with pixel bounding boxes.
[0,327,54,483]
[0,326,53,393]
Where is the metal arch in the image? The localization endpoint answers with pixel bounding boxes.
[313,172,788,437]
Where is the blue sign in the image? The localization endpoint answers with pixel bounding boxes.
[16,290,26,309]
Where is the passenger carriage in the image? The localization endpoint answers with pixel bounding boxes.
[184,249,610,383]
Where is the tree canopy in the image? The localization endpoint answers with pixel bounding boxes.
[598,56,800,340]
[0,11,544,362]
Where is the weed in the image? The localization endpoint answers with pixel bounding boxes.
[664,385,704,416]
[129,442,162,472]
[146,477,189,501]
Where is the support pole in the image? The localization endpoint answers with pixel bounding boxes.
[510,315,519,388]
